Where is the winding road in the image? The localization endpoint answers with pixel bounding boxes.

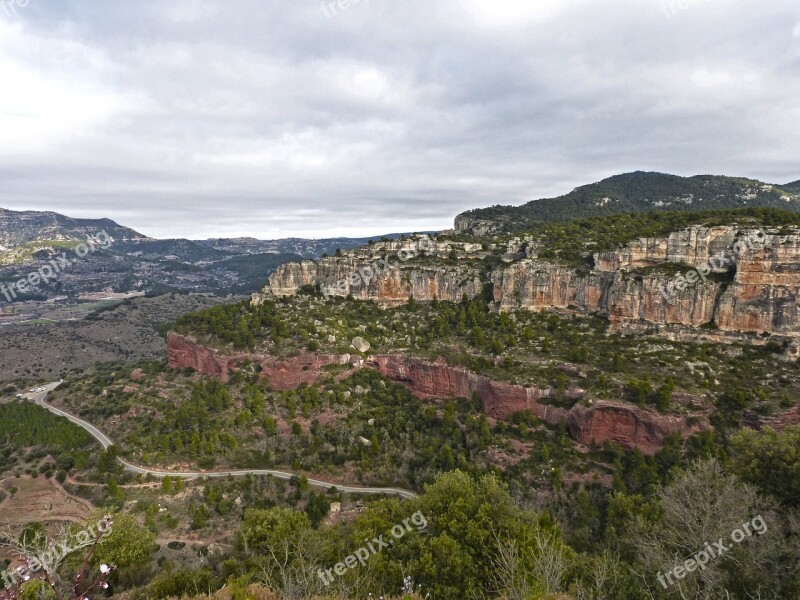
[24,382,418,500]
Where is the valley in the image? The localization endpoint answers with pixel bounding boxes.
[2,174,800,599]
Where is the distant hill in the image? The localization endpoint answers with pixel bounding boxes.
[455,172,800,235]
[784,180,800,192]
[0,207,437,302]
[200,232,439,260]
[0,207,147,251]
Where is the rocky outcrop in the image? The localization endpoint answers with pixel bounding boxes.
[368,355,706,452]
[251,236,488,306]
[255,256,483,306]
[167,334,706,453]
[490,260,724,329]
[493,226,800,345]
[714,233,800,334]
[454,214,501,237]
[566,401,707,454]
[257,224,800,347]
[593,226,738,272]
[167,332,238,380]
[167,333,353,389]
[367,355,570,423]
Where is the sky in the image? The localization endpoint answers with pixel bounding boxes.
[0,0,799,240]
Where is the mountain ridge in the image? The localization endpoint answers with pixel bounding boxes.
[455,171,800,235]
[0,207,441,301]
[0,207,148,250]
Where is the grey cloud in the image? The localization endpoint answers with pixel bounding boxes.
[0,0,798,238]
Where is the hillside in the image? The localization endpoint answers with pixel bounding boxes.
[0,207,147,251]
[105,204,800,598]
[455,172,800,235]
[201,232,438,259]
[6,204,800,600]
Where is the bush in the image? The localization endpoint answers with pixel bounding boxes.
[151,567,218,599]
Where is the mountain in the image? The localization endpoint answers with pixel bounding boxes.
[784,179,800,192]
[0,207,146,251]
[7,184,800,600]
[200,232,439,259]
[455,171,800,235]
[0,207,438,303]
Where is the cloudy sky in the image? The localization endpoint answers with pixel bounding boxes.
[0,0,798,239]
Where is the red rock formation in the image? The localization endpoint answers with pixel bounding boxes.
[566,401,708,454]
[166,334,709,453]
[258,353,353,390]
[369,355,706,453]
[770,405,800,431]
[166,333,352,389]
[367,355,568,423]
[167,332,238,380]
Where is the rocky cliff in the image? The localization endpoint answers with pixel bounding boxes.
[167,334,706,453]
[167,332,353,389]
[254,224,800,348]
[367,355,570,423]
[252,236,486,306]
[565,401,707,453]
[368,355,706,453]
[493,225,800,347]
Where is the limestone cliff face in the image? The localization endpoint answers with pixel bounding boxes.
[252,237,485,306]
[259,260,322,297]
[714,232,800,334]
[166,334,706,453]
[494,225,800,342]
[490,261,722,328]
[594,226,737,272]
[252,224,800,345]
[255,258,483,306]
[454,214,501,237]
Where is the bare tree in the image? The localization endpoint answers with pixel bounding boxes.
[491,528,573,599]
[253,528,327,600]
[1,516,115,600]
[491,536,536,600]
[628,459,789,599]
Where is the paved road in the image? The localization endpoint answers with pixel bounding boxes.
[24,382,418,500]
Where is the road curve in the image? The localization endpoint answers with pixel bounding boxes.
[27,382,418,500]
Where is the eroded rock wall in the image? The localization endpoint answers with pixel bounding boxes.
[494,226,800,342]
[566,402,707,454]
[253,240,484,306]
[167,334,706,453]
[167,332,352,389]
